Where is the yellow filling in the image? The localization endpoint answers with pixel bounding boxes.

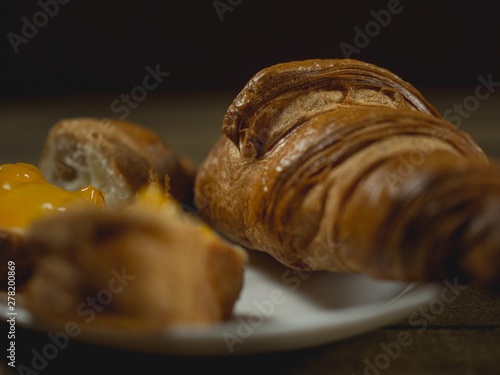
[132,178,216,237]
[0,163,104,229]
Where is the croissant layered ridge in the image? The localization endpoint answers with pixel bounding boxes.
[223,59,442,159]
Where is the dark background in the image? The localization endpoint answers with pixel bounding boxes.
[1,0,500,99]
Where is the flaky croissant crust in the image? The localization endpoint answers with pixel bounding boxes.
[223,59,442,159]
[195,59,498,290]
[197,107,486,267]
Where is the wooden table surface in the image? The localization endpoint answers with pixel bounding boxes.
[1,88,500,374]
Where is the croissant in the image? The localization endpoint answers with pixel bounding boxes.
[195,59,500,290]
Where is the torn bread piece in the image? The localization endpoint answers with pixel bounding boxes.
[23,180,247,326]
[39,117,196,207]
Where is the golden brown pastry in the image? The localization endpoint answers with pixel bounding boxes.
[195,59,499,290]
[39,117,196,207]
[222,59,442,159]
[23,181,247,326]
[2,119,247,325]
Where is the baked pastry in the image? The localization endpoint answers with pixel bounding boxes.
[195,59,499,290]
[222,59,442,159]
[2,121,246,325]
[0,163,104,289]
[23,180,247,325]
[39,117,196,207]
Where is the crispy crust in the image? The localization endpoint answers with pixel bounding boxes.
[223,59,442,159]
[196,107,487,269]
[195,59,500,290]
[39,118,196,207]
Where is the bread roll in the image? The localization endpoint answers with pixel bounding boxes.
[39,117,196,207]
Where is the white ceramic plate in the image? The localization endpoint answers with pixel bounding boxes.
[1,251,440,356]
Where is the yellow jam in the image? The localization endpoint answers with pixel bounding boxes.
[132,178,215,237]
[0,163,105,229]
[133,178,180,214]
